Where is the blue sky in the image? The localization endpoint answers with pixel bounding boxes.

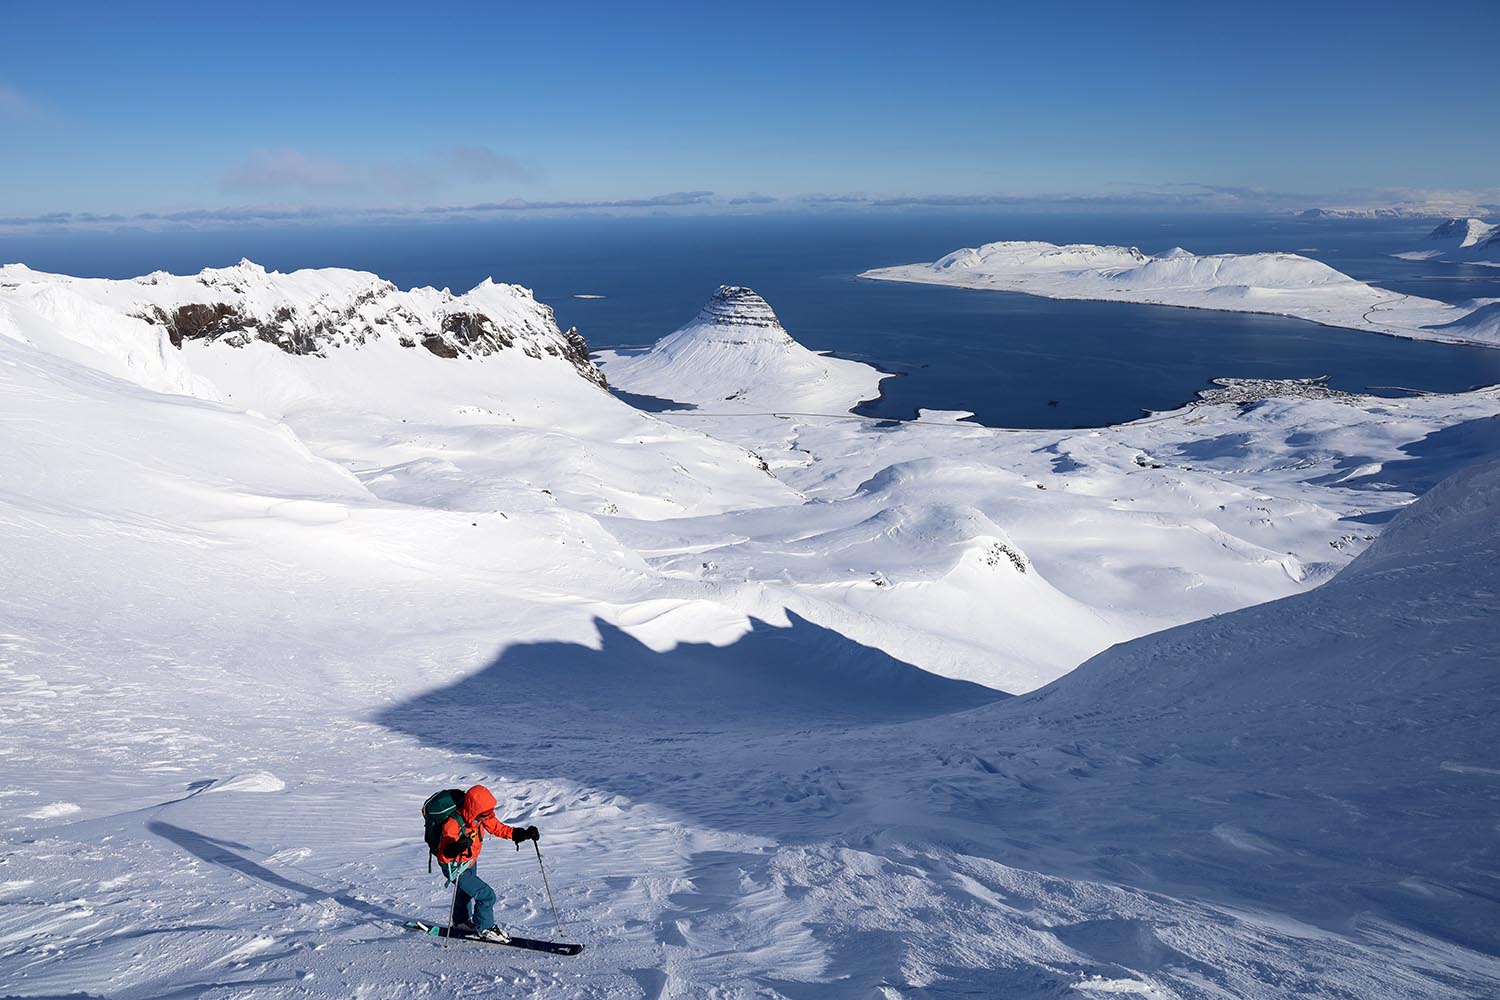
[2,0,1497,226]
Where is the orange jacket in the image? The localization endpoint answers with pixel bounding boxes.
[436,784,517,868]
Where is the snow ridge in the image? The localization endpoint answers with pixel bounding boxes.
[1427,217,1497,248]
[0,259,607,388]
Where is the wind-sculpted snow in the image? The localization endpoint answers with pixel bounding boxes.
[864,240,1498,346]
[3,261,1500,997]
[0,269,214,397]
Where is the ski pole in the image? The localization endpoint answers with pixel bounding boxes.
[442,860,469,949]
[532,841,563,939]
[444,871,459,949]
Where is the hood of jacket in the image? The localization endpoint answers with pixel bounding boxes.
[460,783,498,823]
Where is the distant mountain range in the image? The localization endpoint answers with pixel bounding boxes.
[1296,204,1499,220]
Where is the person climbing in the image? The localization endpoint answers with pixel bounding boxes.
[434,783,539,942]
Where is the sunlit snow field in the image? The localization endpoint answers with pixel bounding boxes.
[1,216,1498,998]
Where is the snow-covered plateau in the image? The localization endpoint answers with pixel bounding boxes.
[862,240,1500,346]
[2,260,1498,998]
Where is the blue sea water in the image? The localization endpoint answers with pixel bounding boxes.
[5,213,1498,428]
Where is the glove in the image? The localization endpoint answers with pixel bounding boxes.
[513,825,539,844]
[455,832,473,854]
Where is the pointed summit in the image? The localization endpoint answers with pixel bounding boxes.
[1425,218,1495,249]
[654,285,795,359]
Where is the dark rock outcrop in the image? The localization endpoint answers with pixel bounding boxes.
[125,260,608,388]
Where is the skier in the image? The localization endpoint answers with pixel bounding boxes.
[435,783,539,942]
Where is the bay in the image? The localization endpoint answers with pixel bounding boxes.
[6,212,1498,428]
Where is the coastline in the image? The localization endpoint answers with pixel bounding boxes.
[859,264,1500,350]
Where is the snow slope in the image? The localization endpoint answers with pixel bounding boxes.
[862,241,1497,346]
[2,262,1499,997]
[1009,451,1500,959]
[1427,300,1500,342]
[0,262,798,521]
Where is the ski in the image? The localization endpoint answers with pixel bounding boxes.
[403,920,584,956]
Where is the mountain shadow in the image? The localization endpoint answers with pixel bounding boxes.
[376,612,1003,834]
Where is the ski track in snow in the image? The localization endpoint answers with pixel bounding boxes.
[1,263,1498,998]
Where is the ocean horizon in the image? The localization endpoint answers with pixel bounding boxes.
[7,211,1498,427]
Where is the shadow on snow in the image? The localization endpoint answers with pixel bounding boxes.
[376,612,1003,834]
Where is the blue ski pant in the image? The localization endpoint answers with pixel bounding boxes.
[451,864,496,930]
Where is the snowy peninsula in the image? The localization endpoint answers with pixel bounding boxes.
[862,240,1500,347]
[4,261,1500,998]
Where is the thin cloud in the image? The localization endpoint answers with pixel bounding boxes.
[444,145,533,183]
[803,193,871,205]
[7,184,1497,235]
[223,150,357,195]
[221,145,537,197]
[431,191,715,213]
[0,83,41,120]
[0,191,718,231]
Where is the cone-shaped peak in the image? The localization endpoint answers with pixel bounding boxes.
[693,285,784,331]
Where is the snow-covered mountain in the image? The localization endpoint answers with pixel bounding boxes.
[1296,204,1491,220]
[864,240,1497,346]
[1426,216,1498,249]
[596,284,886,412]
[1297,207,1418,219]
[1,258,605,383]
[1394,217,1500,265]
[0,261,799,520]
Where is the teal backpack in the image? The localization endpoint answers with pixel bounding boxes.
[422,788,466,875]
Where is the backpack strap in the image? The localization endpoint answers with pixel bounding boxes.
[434,815,477,883]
